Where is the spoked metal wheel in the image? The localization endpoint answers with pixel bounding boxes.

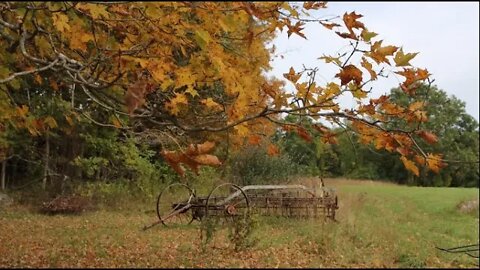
[156,183,196,226]
[205,183,250,223]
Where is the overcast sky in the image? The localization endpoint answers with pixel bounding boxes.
[268,2,479,121]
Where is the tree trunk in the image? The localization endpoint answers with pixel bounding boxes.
[43,130,50,190]
[1,159,6,191]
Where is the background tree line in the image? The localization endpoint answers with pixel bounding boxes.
[1,83,477,205]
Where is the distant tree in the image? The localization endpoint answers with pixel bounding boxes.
[385,84,479,186]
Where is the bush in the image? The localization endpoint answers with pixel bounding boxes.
[227,145,298,186]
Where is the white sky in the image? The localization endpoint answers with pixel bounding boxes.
[268,2,479,121]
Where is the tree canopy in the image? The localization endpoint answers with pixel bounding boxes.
[0,2,445,178]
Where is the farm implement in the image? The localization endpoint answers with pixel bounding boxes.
[143,182,338,230]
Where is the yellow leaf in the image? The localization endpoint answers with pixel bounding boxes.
[394,48,418,67]
[283,67,301,83]
[201,98,222,111]
[408,101,424,112]
[185,87,199,97]
[112,118,121,128]
[77,3,109,19]
[171,93,188,105]
[349,83,367,99]
[426,153,445,173]
[44,116,58,129]
[52,13,70,33]
[360,29,377,42]
[194,29,211,50]
[70,25,94,52]
[65,115,74,126]
[235,124,249,137]
[360,57,377,80]
[318,55,342,66]
[400,156,419,176]
[16,105,29,118]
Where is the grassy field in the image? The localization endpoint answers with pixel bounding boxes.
[1,178,478,268]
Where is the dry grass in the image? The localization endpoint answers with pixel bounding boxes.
[0,177,478,268]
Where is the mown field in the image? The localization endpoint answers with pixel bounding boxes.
[1,178,478,268]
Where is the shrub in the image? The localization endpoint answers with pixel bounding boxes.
[227,145,298,186]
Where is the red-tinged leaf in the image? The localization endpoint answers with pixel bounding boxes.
[313,124,329,134]
[267,144,279,156]
[414,155,426,166]
[50,79,59,91]
[335,65,363,86]
[286,21,306,39]
[248,134,262,145]
[303,1,327,10]
[296,126,312,142]
[161,151,185,177]
[186,141,216,155]
[192,154,222,166]
[320,22,340,30]
[335,31,357,40]
[321,134,338,144]
[400,156,419,176]
[396,147,410,156]
[341,11,365,38]
[282,125,295,132]
[417,130,438,144]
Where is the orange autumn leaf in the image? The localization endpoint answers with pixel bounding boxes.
[414,155,426,166]
[426,153,445,173]
[335,65,363,86]
[367,40,398,64]
[400,156,419,176]
[283,67,301,83]
[267,144,280,156]
[248,134,262,145]
[417,130,438,144]
[286,21,307,39]
[320,22,340,30]
[186,141,216,155]
[296,126,312,142]
[192,154,222,167]
[161,141,221,177]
